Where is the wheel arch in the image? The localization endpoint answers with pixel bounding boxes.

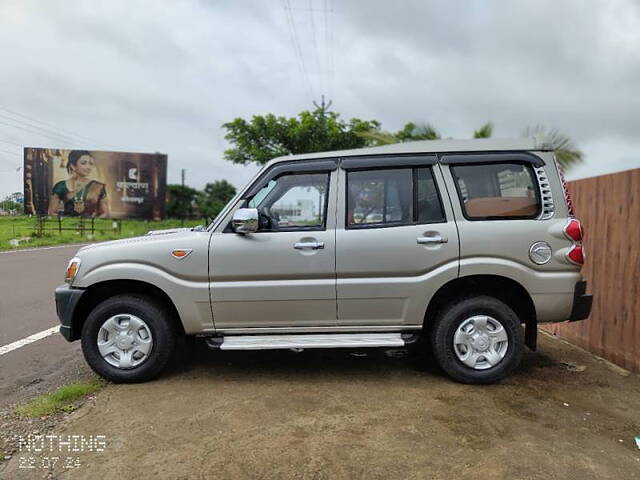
[71,280,185,341]
[424,274,537,350]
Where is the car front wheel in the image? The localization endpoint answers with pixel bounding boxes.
[81,294,176,383]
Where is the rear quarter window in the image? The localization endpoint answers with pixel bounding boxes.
[451,162,541,220]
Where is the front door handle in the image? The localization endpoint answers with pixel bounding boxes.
[417,235,448,244]
[294,241,325,250]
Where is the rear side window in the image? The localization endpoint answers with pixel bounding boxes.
[346,167,445,228]
[416,168,446,224]
[347,169,412,226]
[451,163,540,220]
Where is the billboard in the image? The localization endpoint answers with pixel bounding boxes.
[23,148,167,219]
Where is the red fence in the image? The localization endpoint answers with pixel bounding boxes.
[543,168,640,373]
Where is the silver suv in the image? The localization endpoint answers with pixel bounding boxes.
[55,138,592,384]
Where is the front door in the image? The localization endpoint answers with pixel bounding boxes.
[209,166,337,330]
[336,159,459,327]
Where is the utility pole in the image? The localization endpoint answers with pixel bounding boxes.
[313,95,332,116]
[181,168,186,227]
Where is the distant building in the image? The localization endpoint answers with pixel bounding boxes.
[272,199,318,225]
[7,192,23,204]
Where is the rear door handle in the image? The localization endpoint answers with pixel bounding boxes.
[417,235,448,244]
[294,241,325,250]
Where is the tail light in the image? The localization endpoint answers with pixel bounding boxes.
[556,158,584,266]
[564,218,583,242]
[555,159,575,216]
[567,245,584,265]
[563,218,585,266]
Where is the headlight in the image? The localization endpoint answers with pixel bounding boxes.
[65,257,81,284]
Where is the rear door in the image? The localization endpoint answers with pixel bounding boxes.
[335,156,459,327]
[209,160,338,330]
[439,152,578,321]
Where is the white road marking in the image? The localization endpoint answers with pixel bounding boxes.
[0,326,60,356]
[0,244,87,255]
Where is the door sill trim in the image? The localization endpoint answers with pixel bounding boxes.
[213,325,422,335]
[206,332,420,351]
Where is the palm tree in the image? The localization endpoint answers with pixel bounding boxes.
[523,125,583,171]
[360,121,582,172]
[396,122,441,141]
[360,121,494,146]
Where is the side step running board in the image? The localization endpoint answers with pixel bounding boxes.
[205,333,418,351]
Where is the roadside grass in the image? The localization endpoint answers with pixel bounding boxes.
[0,216,203,251]
[14,379,107,418]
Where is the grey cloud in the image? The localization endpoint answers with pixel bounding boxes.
[334,0,640,140]
[0,0,639,197]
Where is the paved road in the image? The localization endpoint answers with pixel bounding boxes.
[0,245,92,408]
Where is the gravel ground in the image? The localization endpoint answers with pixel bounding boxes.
[1,331,640,480]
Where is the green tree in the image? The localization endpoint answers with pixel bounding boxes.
[473,122,493,138]
[358,122,441,146]
[197,180,237,219]
[0,193,21,213]
[223,106,380,166]
[523,125,583,171]
[166,185,200,219]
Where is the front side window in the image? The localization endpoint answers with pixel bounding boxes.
[247,172,329,230]
[452,162,540,220]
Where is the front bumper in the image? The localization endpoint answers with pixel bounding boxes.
[55,284,85,341]
[568,280,593,322]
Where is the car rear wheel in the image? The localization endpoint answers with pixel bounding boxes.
[81,294,176,383]
[430,296,524,384]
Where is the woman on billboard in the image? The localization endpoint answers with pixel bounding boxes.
[48,150,110,217]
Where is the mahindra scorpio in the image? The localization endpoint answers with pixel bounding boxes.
[55,138,592,384]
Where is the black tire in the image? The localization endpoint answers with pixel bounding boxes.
[430,296,524,384]
[81,294,177,383]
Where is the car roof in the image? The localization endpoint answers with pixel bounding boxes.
[269,137,551,165]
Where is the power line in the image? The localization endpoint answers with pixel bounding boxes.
[0,138,22,147]
[0,160,20,167]
[0,105,114,148]
[0,160,21,170]
[287,6,327,11]
[0,112,93,143]
[323,0,330,99]
[0,112,115,149]
[0,112,81,145]
[284,0,313,101]
[283,0,314,103]
[0,119,80,145]
[308,0,324,95]
[325,0,334,100]
[0,148,20,157]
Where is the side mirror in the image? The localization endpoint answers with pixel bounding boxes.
[232,208,258,233]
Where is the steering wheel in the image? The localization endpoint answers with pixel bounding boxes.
[258,212,274,230]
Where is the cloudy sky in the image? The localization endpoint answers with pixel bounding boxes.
[0,0,639,197]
